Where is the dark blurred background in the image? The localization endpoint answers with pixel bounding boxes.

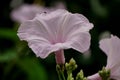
[0,0,120,80]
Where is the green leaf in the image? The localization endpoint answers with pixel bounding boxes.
[0,28,18,41]
[17,58,48,80]
[0,50,17,62]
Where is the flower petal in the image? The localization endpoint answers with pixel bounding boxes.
[62,13,93,40]
[36,9,93,43]
[99,35,120,79]
[11,4,43,23]
[28,40,51,58]
[100,35,120,68]
[87,73,101,80]
[110,66,120,80]
[28,40,72,58]
[17,9,93,58]
[68,32,91,53]
[54,12,94,42]
[99,38,111,56]
[17,18,55,42]
[35,9,69,43]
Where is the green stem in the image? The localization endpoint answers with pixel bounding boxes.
[61,71,66,80]
[67,73,71,80]
[56,65,62,80]
[56,64,66,80]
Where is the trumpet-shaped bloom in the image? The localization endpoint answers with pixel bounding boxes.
[87,35,120,80]
[17,9,93,64]
[11,4,43,23]
[11,3,66,23]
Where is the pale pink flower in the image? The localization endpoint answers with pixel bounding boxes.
[87,35,120,80]
[11,3,66,23]
[17,9,93,64]
[11,4,44,23]
[87,73,101,80]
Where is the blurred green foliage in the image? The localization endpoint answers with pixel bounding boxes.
[0,0,120,80]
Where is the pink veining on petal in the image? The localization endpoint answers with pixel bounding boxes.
[17,9,93,64]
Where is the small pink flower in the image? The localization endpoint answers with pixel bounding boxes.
[11,3,66,23]
[100,35,120,79]
[87,35,120,80]
[17,9,93,64]
[11,4,43,23]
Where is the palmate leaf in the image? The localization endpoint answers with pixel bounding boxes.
[17,57,48,80]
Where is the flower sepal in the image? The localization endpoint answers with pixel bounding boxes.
[99,67,110,80]
[65,58,77,80]
[76,70,87,80]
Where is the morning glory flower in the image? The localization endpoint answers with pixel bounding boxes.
[17,9,93,64]
[11,4,43,23]
[11,3,66,23]
[87,35,120,80]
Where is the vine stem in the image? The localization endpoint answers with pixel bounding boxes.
[56,64,66,80]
